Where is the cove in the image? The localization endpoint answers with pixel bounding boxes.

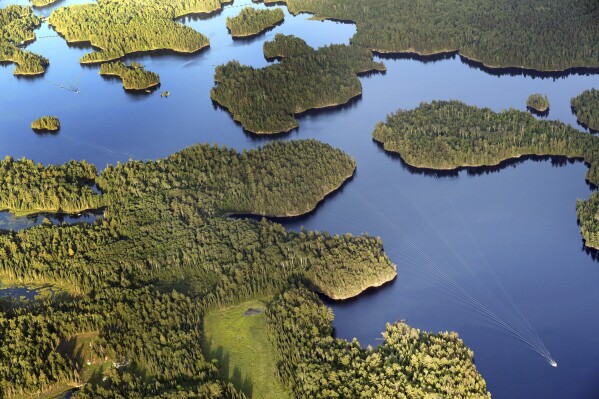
[2,0,599,397]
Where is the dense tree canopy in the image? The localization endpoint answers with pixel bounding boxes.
[266,287,490,398]
[262,0,599,71]
[211,34,385,134]
[526,94,549,113]
[48,0,227,64]
[100,61,161,91]
[0,140,398,396]
[31,115,61,132]
[226,7,284,37]
[372,100,599,250]
[0,5,48,75]
[571,89,599,132]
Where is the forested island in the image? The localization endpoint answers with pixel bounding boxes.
[99,61,160,91]
[0,140,445,398]
[47,0,229,64]
[261,0,599,72]
[31,116,61,132]
[526,94,549,115]
[211,34,385,134]
[571,89,599,132]
[30,0,60,7]
[226,7,284,38]
[372,100,599,249]
[0,5,48,75]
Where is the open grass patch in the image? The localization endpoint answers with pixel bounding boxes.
[203,299,290,399]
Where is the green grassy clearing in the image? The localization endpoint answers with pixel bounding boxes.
[203,299,290,399]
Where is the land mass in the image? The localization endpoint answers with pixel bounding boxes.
[47,0,228,64]
[0,140,402,397]
[31,116,61,132]
[0,6,48,76]
[571,88,599,132]
[372,100,599,250]
[99,61,160,91]
[261,0,599,72]
[526,93,549,115]
[211,34,385,134]
[226,6,284,38]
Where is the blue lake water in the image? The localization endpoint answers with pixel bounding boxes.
[1,0,599,397]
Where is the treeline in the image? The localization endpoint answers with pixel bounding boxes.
[372,100,599,249]
[0,156,102,216]
[31,115,60,131]
[48,0,221,64]
[265,287,490,398]
[211,34,385,134]
[30,0,60,7]
[571,89,599,132]
[0,140,397,396]
[0,6,48,75]
[226,7,284,37]
[263,0,599,71]
[100,61,160,90]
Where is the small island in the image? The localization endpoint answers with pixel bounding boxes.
[0,6,48,76]
[48,0,223,64]
[526,93,549,116]
[99,61,160,91]
[571,88,599,132]
[371,100,599,250]
[31,116,60,132]
[30,0,61,7]
[226,7,284,38]
[211,34,385,134]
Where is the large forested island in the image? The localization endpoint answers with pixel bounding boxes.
[48,0,228,64]
[99,61,161,91]
[571,89,599,132]
[372,100,599,250]
[211,34,385,134]
[261,0,599,71]
[0,138,494,398]
[0,5,48,75]
[226,7,284,38]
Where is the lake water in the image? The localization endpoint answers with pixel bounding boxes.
[1,0,599,397]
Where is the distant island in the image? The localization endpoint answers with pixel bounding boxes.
[100,61,160,91]
[571,89,599,132]
[0,6,48,75]
[526,93,549,115]
[372,100,599,250]
[48,0,227,64]
[211,34,385,134]
[260,0,599,72]
[31,116,60,133]
[30,0,60,7]
[226,6,284,38]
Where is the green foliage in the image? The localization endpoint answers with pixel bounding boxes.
[0,5,48,75]
[265,287,490,398]
[0,156,101,216]
[226,7,284,37]
[31,115,61,132]
[0,140,396,396]
[372,100,599,250]
[48,0,225,64]
[211,34,385,134]
[571,89,599,132]
[30,0,60,7]
[100,61,161,90]
[203,299,290,399]
[526,94,549,113]
[264,0,599,71]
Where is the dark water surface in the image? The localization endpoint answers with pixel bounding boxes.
[2,0,599,397]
